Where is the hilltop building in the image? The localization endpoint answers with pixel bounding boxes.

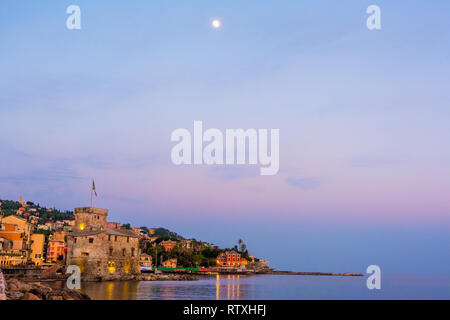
[180,239,193,249]
[160,240,177,251]
[217,250,241,267]
[66,207,140,279]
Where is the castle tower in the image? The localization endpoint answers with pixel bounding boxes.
[67,206,141,279]
[19,195,23,205]
[74,207,108,232]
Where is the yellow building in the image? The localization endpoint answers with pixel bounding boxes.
[30,233,45,265]
[1,216,32,241]
[0,223,26,251]
[1,216,32,261]
[0,235,26,267]
[52,231,66,241]
[140,254,153,267]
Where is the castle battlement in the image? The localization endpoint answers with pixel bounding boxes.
[74,207,108,215]
[74,207,108,232]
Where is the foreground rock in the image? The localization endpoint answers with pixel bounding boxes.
[6,278,91,300]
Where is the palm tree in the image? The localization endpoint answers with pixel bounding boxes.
[238,239,243,251]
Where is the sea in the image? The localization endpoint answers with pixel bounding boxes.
[79,274,450,300]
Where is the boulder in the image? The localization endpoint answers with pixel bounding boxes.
[21,292,41,300]
[7,291,24,300]
[17,281,33,292]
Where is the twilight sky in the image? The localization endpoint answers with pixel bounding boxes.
[1,1,449,274]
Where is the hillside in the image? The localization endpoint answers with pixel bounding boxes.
[0,199,74,224]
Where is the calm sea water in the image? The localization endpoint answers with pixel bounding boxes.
[80,274,450,300]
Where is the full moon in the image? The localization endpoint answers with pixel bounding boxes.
[211,19,221,29]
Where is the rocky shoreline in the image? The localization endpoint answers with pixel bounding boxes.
[4,273,199,300]
[5,278,91,300]
[83,273,199,282]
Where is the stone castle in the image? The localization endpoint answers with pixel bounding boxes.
[66,207,140,279]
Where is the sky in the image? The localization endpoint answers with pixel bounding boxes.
[0,1,449,275]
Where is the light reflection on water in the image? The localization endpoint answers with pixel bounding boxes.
[80,274,450,300]
[82,274,248,300]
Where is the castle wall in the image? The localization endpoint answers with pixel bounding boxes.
[66,207,140,279]
[67,233,140,278]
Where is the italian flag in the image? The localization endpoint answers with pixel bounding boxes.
[92,180,98,197]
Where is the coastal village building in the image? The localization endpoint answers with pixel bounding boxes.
[30,233,45,265]
[44,221,54,231]
[52,231,66,241]
[0,223,26,251]
[37,224,50,231]
[180,239,193,249]
[217,250,241,267]
[161,258,177,268]
[140,253,153,272]
[66,207,140,279]
[132,227,142,236]
[161,240,177,251]
[0,234,26,266]
[106,222,120,229]
[46,231,67,263]
[47,239,65,263]
[0,215,32,254]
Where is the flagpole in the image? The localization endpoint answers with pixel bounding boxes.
[91,180,93,208]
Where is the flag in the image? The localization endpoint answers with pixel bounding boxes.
[92,180,98,197]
